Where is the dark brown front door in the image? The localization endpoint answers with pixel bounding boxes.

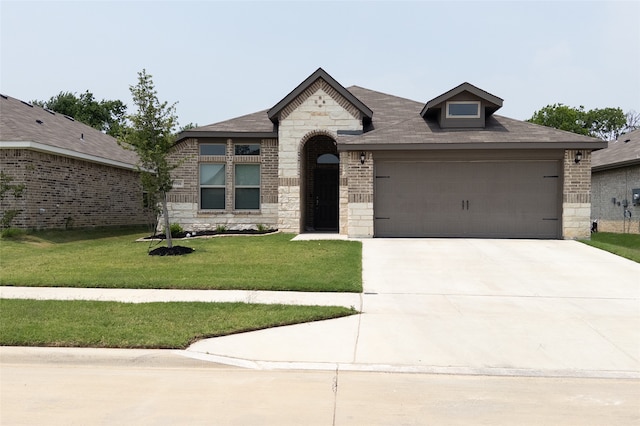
[314,168,338,230]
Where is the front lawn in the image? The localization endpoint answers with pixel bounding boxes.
[580,232,640,263]
[0,228,362,292]
[0,299,355,349]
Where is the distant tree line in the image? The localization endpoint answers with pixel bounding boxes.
[527,104,638,141]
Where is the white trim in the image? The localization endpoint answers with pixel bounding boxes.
[445,101,481,119]
[0,140,137,170]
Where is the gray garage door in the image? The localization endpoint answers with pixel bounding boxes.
[374,160,561,238]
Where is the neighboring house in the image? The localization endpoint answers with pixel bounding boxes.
[0,94,151,230]
[167,68,605,239]
[591,129,640,234]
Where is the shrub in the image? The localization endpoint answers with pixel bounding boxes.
[215,224,227,233]
[169,223,184,238]
[1,227,26,239]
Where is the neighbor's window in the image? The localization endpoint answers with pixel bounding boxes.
[446,101,481,118]
[235,164,260,210]
[200,144,226,156]
[200,164,226,209]
[234,144,260,156]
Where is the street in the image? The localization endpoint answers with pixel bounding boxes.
[1,347,638,425]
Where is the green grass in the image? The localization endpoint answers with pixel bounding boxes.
[580,232,640,263]
[0,228,362,292]
[0,299,355,349]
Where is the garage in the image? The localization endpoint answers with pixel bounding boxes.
[374,152,562,238]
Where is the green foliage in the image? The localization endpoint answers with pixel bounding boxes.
[0,172,26,229]
[528,103,628,141]
[256,223,268,232]
[0,299,356,348]
[1,228,26,239]
[32,90,127,137]
[169,223,184,237]
[118,69,179,247]
[215,224,228,233]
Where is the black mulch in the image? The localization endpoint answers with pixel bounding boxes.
[145,229,277,240]
[148,246,195,256]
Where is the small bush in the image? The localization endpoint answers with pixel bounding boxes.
[1,228,26,239]
[256,224,268,232]
[169,223,184,237]
[215,224,227,233]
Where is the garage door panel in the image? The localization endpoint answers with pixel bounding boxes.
[375,160,560,238]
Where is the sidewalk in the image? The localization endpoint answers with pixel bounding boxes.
[0,286,361,309]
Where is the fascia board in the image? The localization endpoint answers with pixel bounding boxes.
[0,140,138,171]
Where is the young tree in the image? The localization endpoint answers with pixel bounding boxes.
[119,70,178,248]
[33,91,127,137]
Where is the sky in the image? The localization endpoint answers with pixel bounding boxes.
[1,0,639,129]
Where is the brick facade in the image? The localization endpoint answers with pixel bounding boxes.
[0,149,150,229]
[562,149,592,239]
[591,164,640,234]
[164,137,279,231]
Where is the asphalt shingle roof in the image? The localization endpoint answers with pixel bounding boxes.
[178,83,605,150]
[0,94,138,167]
[592,129,640,171]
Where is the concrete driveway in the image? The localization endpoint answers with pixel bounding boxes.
[188,239,640,378]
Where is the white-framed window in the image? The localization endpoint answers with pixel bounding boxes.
[446,101,481,118]
[200,144,226,156]
[200,164,226,209]
[235,164,260,210]
[234,143,260,156]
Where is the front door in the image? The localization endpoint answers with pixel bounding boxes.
[314,168,338,230]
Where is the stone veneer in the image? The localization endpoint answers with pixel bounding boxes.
[277,79,363,233]
[0,149,150,229]
[562,149,592,239]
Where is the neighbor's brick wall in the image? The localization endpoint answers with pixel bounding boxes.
[277,79,363,233]
[0,149,150,229]
[562,149,592,239]
[591,164,640,234]
[164,137,278,231]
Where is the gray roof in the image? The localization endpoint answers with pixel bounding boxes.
[0,94,138,169]
[592,129,640,171]
[421,82,503,118]
[176,77,606,151]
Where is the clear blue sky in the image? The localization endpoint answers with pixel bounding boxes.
[2,0,638,128]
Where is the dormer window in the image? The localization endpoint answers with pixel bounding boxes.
[446,101,481,118]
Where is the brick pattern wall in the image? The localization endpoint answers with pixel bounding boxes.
[346,151,374,236]
[562,149,592,239]
[164,137,278,231]
[0,149,150,229]
[591,165,640,234]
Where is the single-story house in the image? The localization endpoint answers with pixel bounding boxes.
[0,94,151,230]
[167,68,605,239]
[591,129,640,234]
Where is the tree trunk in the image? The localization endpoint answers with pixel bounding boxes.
[162,191,172,248]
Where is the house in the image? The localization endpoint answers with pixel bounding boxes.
[591,129,640,234]
[167,68,605,239]
[0,94,151,230]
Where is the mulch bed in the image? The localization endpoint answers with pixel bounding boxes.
[145,229,278,240]
[145,229,277,256]
[148,246,195,256]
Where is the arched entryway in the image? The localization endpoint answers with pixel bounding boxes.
[302,134,339,232]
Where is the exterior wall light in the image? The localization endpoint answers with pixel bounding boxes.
[360,152,366,164]
[574,151,582,164]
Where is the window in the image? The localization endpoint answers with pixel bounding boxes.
[200,144,226,156]
[200,164,225,209]
[234,144,260,156]
[446,101,481,118]
[235,164,260,209]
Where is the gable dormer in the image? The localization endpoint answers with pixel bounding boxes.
[420,82,503,129]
